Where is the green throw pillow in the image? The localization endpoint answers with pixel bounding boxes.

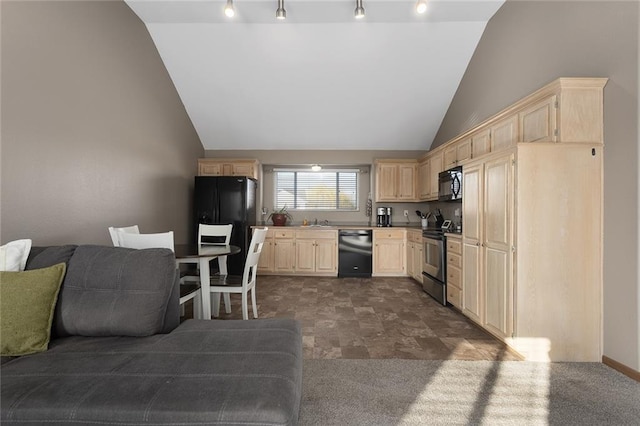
[1,263,66,356]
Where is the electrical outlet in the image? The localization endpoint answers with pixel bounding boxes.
[403,210,409,217]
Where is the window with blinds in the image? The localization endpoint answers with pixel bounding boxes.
[275,170,359,211]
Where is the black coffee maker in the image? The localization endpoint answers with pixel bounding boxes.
[376,207,392,227]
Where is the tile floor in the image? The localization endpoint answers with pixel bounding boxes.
[184,275,520,361]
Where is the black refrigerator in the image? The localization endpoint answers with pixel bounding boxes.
[194,176,257,276]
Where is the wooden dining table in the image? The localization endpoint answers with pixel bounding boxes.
[174,244,241,320]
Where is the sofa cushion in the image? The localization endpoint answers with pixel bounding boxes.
[25,245,77,271]
[55,245,176,337]
[1,318,303,425]
[0,263,66,356]
[0,239,32,271]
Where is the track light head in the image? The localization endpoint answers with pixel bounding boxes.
[276,0,286,20]
[416,0,428,14]
[224,0,235,18]
[355,0,365,19]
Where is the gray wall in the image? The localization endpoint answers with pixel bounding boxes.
[432,1,639,370]
[205,150,433,227]
[1,1,204,245]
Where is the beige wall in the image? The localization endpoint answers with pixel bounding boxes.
[1,1,203,245]
[205,150,432,226]
[432,1,639,370]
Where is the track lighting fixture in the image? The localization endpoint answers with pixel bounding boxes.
[224,0,235,18]
[354,0,365,19]
[276,0,286,20]
[416,0,428,14]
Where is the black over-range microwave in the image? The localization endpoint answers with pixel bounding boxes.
[438,166,462,202]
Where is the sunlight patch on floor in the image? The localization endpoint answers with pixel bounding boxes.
[399,360,550,425]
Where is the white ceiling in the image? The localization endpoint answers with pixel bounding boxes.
[126,0,504,151]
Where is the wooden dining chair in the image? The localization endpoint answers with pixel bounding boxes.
[108,225,140,247]
[118,231,202,319]
[209,227,267,320]
[178,224,234,315]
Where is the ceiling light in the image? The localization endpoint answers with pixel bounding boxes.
[276,0,286,20]
[354,0,365,19]
[311,165,322,172]
[224,0,235,18]
[416,0,428,14]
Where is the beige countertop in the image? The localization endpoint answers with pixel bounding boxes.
[253,224,426,231]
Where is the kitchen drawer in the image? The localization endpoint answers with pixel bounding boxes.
[374,229,406,240]
[296,230,337,239]
[447,265,461,287]
[447,252,462,269]
[407,230,422,243]
[447,283,462,308]
[446,238,462,255]
[273,229,295,239]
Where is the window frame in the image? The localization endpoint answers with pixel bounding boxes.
[272,167,360,212]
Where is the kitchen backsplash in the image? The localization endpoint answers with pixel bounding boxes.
[423,201,463,230]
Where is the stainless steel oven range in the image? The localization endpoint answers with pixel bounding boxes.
[422,229,446,305]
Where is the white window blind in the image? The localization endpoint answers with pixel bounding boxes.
[275,170,359,211]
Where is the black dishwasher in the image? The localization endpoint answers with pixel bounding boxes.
[338,230,373,278]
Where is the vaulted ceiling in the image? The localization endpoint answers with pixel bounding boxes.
[126,0,504,150]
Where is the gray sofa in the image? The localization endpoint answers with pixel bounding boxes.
[1,245,302,425]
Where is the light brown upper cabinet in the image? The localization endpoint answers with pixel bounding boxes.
[444,138,472,170]
[428,150,443,199]
[418,158,430,201]
[456,138,472,164]
[198,158,260,179]
[471,129,491,158]
[443,145,457,170]
[422,78,606,171]
[519,95,557,143]
[374,160,417,202]
[490,115,518,151]
[415,148,444,202]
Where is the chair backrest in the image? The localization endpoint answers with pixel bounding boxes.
[118,231,175,252]
[198,224,233,245]
[198,224,233,275]
[108,225,140,247]
[242,227,268,287]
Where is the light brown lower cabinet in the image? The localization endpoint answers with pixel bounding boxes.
[273,230,295,274]
[445,234,462,309]
[406,230,423,282]
[257,228,337,276]
[373,229,406,276]
[294,230,338,275]
[462,145,603,362]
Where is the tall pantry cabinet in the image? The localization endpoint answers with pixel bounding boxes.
[463,152,514,342]
[458,78,606,362]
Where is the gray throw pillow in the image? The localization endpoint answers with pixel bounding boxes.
[26,245,77,270]
[55,245,176,337]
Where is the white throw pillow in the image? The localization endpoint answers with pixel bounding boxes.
[0,239,33,272]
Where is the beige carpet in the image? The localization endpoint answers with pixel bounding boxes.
[300,359,639,425]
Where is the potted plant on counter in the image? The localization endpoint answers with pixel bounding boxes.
[268,205,293,226]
